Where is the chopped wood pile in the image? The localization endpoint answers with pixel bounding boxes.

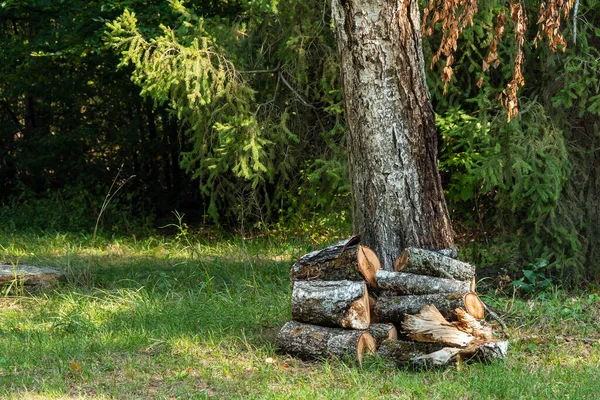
[276,236,508,368]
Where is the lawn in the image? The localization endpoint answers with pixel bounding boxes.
[0,229,599,399]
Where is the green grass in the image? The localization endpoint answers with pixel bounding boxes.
[0,229,599,399]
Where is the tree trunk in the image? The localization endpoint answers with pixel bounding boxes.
[332,0,454,271]
[276,321,376,365]
[374,270,470,295]
[291,280,370,329]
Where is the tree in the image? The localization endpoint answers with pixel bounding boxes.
[331,0,454,270]
[331,0,575,271]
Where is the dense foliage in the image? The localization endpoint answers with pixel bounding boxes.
[1,0,599,284]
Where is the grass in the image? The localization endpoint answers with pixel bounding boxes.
[0,229,599,399]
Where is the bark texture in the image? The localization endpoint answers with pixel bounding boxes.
[290,238,380,286]
[375,270,470,294]
[291,280,370,329]
[374,293,467,323]
[395,247,475,281]
[362,323,398,346]
[0,264,64,287]
[377,339,446,367]
[332,0,454,271]
[276,321,376,365]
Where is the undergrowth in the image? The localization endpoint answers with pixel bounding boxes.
[0,229,598,399]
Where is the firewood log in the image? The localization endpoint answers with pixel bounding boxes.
[395,247,475,281]
[401,305,508,366]
[276,321,376,365]
[361,323,398,346]
[376,339,446,368]
[374,270,470,294]
[290,237,380,286]
[375,292,476,323]
[435,247,459,259]
[291,280,370,329]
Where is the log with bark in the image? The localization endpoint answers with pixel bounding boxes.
[276,321,376,365]
[435,247,459,259]
[374,292,484,324]
[376,339,446,368]
[395,247,475,281]
[291,280,370,329]
[290,237,381,287]
[362,323,398,346]
[374,270,470,294]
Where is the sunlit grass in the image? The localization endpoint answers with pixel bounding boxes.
[0,229,599,399]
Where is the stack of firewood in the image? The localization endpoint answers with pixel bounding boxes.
[276,236,508,368]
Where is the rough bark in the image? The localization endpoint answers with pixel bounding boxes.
[0,264,64,287]
[395,247,475,281]
[374,270,470,294]
[376,339,446,368]
[362,323,398,346]
[374,293,472,323]
[276,321,376,365]
[436,247,459,259]
[290,238,380,287]
[291,280,370,329]
[331,0,454,271]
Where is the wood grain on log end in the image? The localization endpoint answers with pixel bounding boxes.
[464,292,485,320]
[357,245,381,287]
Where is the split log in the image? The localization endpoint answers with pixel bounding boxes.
[402,305,508,366]
[290,237,381,286]
[375,292,478,323]
[374,270,470,294]
[362,323,398,346]
[402,305,475,347]
[276,321,376,365]
[292,280,370,329]
[395,247,475,281]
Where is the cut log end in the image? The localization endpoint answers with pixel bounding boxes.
[356,332,377,365]
[357,245,381,287]
[464,292,485,320]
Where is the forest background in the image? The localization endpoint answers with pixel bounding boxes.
[2,0,600,287]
